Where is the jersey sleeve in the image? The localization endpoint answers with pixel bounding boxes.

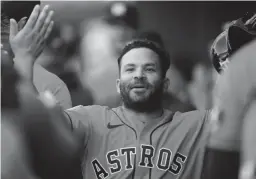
[64,105,110,148]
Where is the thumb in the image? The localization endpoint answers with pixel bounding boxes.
[9,19,18,40]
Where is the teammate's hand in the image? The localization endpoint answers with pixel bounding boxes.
[9,5,54,64]
[244,13,256,30]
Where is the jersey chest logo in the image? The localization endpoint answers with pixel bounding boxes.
[91,144,187,179]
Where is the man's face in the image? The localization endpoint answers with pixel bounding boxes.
[116,48,167,112]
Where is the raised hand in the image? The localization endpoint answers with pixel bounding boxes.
[244,13,256,30]
[9,5,54,64]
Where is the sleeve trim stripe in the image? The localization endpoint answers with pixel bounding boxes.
[64,110,74,131]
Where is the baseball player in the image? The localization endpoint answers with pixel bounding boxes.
[3,8,220,179]
[13,34,211,179]
[6,4,256,179]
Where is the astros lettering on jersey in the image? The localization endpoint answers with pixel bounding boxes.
[65,105,210,179]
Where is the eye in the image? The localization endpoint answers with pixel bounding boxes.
[146,68,155,72]
[126,68,134,72]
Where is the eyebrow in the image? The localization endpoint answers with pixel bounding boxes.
[124,64,136,68]
[144,63,157,67]
[124,63,157,68]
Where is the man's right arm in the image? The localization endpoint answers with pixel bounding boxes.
[7,5,84,179]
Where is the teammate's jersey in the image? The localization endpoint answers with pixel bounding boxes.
[65,105,211,179]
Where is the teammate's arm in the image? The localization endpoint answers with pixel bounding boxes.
[201,40,256,179]
[9,5,53,95]
[7,5,84,178]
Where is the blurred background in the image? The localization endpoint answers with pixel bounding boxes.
[33,1,256,111]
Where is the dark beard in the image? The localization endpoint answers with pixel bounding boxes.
[120,79,164,112]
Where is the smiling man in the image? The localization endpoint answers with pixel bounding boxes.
[6,2,256,178]
[117,46,168,113]
[53,39,211,179]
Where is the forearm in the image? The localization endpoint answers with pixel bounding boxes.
[14,54,77,150]
[14,54,39,95]
[22,94,82,179]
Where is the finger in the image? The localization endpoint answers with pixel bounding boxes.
[23,5,40,31]
[9,19,18,40]
[35,42,45,58]
[18,17,28,31]
[251,15,256,28]
[245,14,256,25]
[44,21,54,40]
[40,11,54,36]
[34,5,50,32]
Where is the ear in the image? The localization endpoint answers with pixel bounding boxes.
[116,78,121,94]
[163,78,170,92]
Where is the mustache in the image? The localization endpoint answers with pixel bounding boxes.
[127,79,151,89]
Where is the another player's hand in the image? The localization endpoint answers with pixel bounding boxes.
[9,5,54,64]
[244,13,256,30]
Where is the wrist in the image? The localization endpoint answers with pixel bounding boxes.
[14,52,35,65]
[13,56,34,81]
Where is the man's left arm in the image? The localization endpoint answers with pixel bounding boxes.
[201,40,256,179]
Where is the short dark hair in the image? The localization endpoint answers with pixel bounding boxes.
[117,39,170,78]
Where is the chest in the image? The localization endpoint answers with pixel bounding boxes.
[84,121,203,179]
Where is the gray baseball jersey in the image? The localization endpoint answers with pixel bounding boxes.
[65,105,211,179]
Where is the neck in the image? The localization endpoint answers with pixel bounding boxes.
[122,105,164,122]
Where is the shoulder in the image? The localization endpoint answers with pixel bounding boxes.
[64,105,122,131]
[65,105,115,118]
[174,109,209,119]
[172,109,211,126]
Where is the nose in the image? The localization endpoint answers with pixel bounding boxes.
[133,67,145,79]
